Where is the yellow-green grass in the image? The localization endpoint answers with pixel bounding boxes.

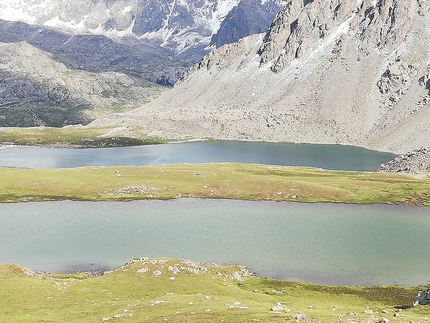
[0,163,429,205]
[1,258,429,323]
[0,126,166,147]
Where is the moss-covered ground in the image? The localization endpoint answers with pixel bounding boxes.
[1,258,430,323]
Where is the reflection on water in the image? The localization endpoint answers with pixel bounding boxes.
[1,199,429,286]
[0,141,396,170]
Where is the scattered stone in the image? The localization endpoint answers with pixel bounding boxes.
[271,304,285,311]
[294,312,308,320]
[136,268,149,273]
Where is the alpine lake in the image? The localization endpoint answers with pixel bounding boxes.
[1,141,429,286]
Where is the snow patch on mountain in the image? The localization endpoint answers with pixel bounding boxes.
[0,0,246,53]
[0,0,287,54]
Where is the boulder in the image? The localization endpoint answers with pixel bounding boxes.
[413,288,430,306]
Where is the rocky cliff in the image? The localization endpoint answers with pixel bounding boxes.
[92,0,430,154]
[0,41,162,127]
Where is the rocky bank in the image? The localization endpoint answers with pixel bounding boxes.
[378,148,430,174]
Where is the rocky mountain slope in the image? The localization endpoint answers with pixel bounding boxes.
[0,19,184,86]
[0,0,287,85]
[92,0,430,154]
[0,41,162,127]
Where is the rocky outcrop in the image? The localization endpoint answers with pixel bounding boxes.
[91,0,430,154]
[259,0,357,72]
[413,288,430,306]
[210,0,286,48]
[0,41,163,127]
[378,148,430,174]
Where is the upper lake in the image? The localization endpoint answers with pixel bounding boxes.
[0,141,396,170]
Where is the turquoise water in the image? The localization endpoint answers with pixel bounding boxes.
[1,199,429,286]
[0,141,396,171]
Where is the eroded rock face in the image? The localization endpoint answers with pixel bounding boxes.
[258,0,419,72]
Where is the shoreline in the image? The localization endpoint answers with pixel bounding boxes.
[4,258,428,289]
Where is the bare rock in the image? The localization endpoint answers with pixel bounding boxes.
[378,148,430,174]
[413,288,430,306]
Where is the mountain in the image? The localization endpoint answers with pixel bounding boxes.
[91,0,430,154]
[0,19,185,86]
[0,0,287,84]
[0,41,163,127]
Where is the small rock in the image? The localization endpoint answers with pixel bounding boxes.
[294,312,308,320]
[271,305,285,311]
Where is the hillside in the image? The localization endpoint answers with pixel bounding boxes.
[91,0,430,154]
[0,41,163,127]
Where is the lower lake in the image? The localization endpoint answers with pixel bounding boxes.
[0,141,396,170]
[1,199,429,287]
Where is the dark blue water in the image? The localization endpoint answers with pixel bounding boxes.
[0,141,396,170]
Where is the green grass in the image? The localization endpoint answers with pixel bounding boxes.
[0,163,429,205]
[1,259,429,323]
[0,126,167,147]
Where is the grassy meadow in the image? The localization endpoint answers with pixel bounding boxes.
[0,126,165,147]
[0,163,429,205]
[1,258,430,323]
